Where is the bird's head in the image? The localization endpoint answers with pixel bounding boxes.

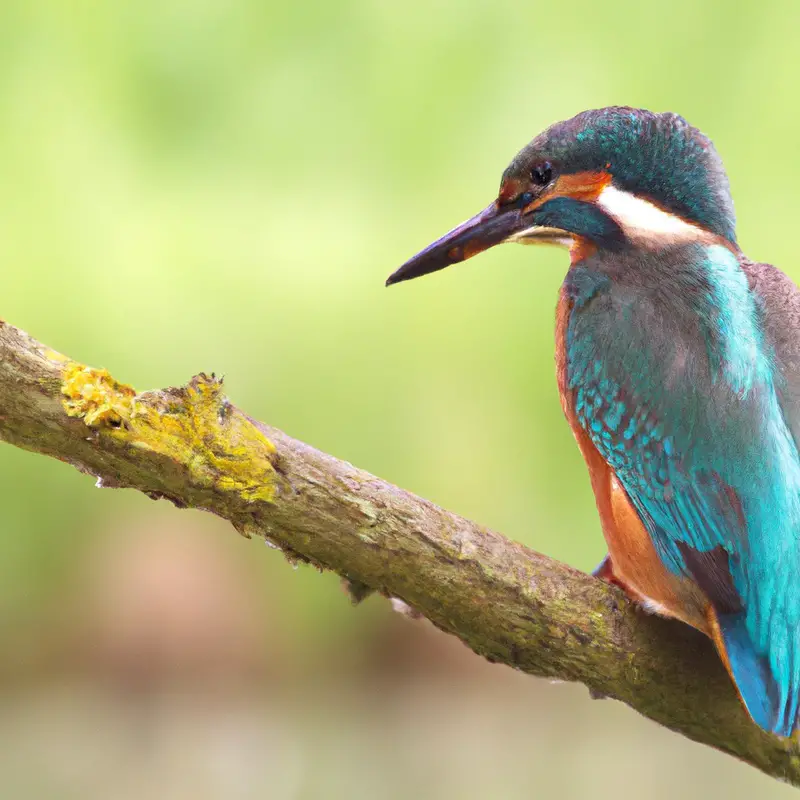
[386,107,736,286]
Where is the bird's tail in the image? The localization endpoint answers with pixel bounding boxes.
[712,610,795,737]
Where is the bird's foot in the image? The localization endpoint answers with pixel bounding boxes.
[592,554,616,581]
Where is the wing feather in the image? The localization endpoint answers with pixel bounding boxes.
[567,258,800,735]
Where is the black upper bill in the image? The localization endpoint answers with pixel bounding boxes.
[386,202,524,286]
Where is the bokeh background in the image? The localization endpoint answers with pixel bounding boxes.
[0,1,796,797]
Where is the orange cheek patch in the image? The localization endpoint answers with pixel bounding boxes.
[555,170,612,201]
[522,170,612,214]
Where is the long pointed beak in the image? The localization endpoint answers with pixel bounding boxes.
[386,202,526,287]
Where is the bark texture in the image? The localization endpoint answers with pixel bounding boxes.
[0,319,798,784]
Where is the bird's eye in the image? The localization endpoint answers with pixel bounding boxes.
[531,161,553,186]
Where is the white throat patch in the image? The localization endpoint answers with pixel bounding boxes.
[597,184,704,242]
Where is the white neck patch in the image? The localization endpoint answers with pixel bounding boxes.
[597,184,704,242]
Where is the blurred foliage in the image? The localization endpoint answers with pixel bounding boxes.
[0,0,798,797]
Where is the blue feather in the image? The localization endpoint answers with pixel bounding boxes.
[566,242,800,735]
[717,612,784,734]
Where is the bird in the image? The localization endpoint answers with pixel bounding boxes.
[386,106,800,737]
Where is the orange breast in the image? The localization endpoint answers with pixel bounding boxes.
[554,287,709,633]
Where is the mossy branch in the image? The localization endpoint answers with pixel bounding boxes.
[0,319,798,784]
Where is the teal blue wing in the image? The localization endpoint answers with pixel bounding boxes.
[567,263,800,736]
[572,366,786,731]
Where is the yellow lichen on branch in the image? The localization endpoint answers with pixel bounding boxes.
[61,363,277,503]
[61,364,136,427]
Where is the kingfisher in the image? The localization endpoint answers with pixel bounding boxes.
[386,106,800,737]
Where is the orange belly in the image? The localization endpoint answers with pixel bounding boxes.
[554,289,709,633]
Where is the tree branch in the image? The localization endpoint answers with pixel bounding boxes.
[0,318,798,784]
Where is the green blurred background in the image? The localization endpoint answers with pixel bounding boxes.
[0,0,796,797]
